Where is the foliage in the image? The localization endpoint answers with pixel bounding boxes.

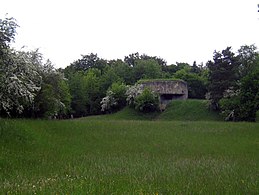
[219,90,241,121]
[101,82,127,112]
[0,49,42,116]
[132,59,163,81]
[125,84,144,107]
[0,16,18,49]
[0,17,43,116]
[173,65,208,99]
[0,17,72,118]
[124,52,166,67]
[239,68,259,121]
[83,69,103,115]
[99,66,123,91]
[124,83,160,114]
[237,44,258,77]
[108,59,134,84]
[220,68,259,121]
[68,69,103,117]
[33,62,71,118]
[69,53,107,72]
[67,71,87,117]
[207,47,239,110]
[134,88,160,113]
[2,16,259,121]
[34,84,61,118]
[137,78,184,83]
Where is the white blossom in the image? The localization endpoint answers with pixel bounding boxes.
[100,91,117,112]
[0,49,42,115]
[125,84,143,106]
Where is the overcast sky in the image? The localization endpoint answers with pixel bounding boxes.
[1,0,259,68]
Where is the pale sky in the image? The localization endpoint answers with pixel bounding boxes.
[1,0,259,68]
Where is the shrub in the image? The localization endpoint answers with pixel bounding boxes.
[134,88,160,113]
[219,92,241,121]
[125,84,143,107]
[219,68,259,122]
[101,82,127,113]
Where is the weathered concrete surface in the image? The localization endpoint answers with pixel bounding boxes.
[141,80,188,107]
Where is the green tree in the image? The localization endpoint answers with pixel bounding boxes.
[68,71,87,117]
[161,64,180,77]
[108,59,134,84]
[215,45,259,121]
[69,68,103,117]
[173,67,207,99]
[33,63,71,118]
[124,52,140,67]
[207,47,239,110]
[238,68,259,121]
[33,83,57,118]
[101,82,127,113]
[220,68,259,121]
[237,44,258,77]
[83,69,102,115]
[100,66,123,91]
[70,53,107,72]
[133,59,162,81]
[124,52,167,67]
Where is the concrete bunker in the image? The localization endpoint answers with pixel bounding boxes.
[140,80,188,109]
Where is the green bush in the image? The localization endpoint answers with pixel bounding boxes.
[134,88,160,113]
[219,95,241,121]
[109,82,127,109]
[101,82,127,113]
[219,68,259,122]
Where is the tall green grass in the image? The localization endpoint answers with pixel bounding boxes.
[1,119,258,194]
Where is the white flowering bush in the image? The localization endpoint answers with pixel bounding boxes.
[0,17,43,116]
[0,50,42,115]
[125,84,143,107]
[101,91,117,112]
[125,84,160,113]
[101,82,127,112]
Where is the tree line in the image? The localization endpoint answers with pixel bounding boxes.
[1,17,258,121]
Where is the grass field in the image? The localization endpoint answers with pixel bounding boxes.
[1,118,259,194]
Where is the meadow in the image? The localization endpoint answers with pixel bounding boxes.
[1,117,259,194]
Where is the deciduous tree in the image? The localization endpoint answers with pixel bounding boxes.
[207,47,239,110]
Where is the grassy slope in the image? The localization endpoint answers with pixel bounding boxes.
[1,119,259,194]
[87,107,160,121]
[90,99,222,121]
[158,99,222,121]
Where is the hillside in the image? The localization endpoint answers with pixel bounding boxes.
[157,99,222,121]
[85,107,160,121]
[89,99,222,121]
